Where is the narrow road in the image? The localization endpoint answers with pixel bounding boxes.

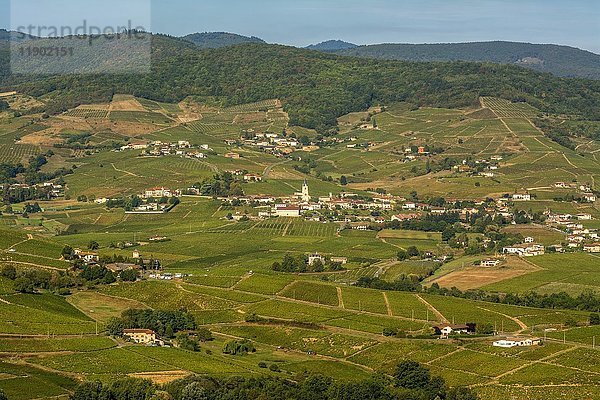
[477,306,528,333]
[383,292,393,316]
[111,163,143,178]
[262,159,289,180]
[415,294,448,323]
[337,287,345,309]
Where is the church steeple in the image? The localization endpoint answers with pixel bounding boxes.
[301,179,310,203]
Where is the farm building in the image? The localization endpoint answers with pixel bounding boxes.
[493,337,541,348]
[243,174,263,182]
[274,205,301,217]
[308,254,326,266]
[123,329,157,344]
[224,152,241,159]
[503,244,545,257]
[512,194,531,201]
[73,249,99,264]
[583,193,597,202]
[433,324,472,338]
[144,187,174,198]
[584,243,600,253]
[480,259,502,267]
[330,257,348,265]
[350,222,370,231]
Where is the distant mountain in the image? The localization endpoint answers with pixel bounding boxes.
[307,40,358,51]
[181,32,265,49]
[331,41,600,80]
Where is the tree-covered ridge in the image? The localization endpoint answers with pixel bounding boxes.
[307,40,358,51]
[3,36,600,132]
[182,32,266,48]
[332,41,600,80]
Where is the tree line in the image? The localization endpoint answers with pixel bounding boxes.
[356,276,600,314]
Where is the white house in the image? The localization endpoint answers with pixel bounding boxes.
[512,194,531,202]
[145,187,173,198]
[123,329,157,344]
[583,193,597,203]
[403,202,417,210]
[434,324,470,338]
[74,249,99,263]
[330,257,348,265]
[481,259,501,267]
[503,244,545,257]
[493,337,541,348]
[308,253,326,266]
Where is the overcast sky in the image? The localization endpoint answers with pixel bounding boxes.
[2,0,599,53]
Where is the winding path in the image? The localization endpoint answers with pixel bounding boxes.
[415,294,448,323]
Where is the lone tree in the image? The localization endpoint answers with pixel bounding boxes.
[394,360,431,390]
[397,249,408,261]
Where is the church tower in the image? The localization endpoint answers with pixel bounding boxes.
[301,179,310,203]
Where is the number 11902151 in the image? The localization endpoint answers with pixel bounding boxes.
[17,46,75,58]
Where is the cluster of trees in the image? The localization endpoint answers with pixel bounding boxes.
[293,157,318,175]
[53,132,95,149]
[222,339,256,355]
[0,162,25,182]
[0,261,140,295]
[385,213,462,233]
[1,184,59,204]
[175,329,213,352]
[356,274,600,314]
[356,276,422,293]
[194,173,244,197]
[0,151,72,189]
[106,196,180,211]
[70,360,477,400]
[532,118,576,150]
[107,309,197,338]
[272,254,345,273]
[5,35,600,133]
[1,264,84,295]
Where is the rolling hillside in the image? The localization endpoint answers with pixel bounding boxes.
[330,41,600,79]
[3,35,600,133]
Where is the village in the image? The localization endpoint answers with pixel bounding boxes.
[119,140,211,160]
[75,175,595,264]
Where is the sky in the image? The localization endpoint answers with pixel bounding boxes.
[1,0,599,53]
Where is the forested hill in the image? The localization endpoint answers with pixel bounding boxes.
[306,40,358,51]
[330,41,600,80]
[181,32,266,48]
[3,35,600,132]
